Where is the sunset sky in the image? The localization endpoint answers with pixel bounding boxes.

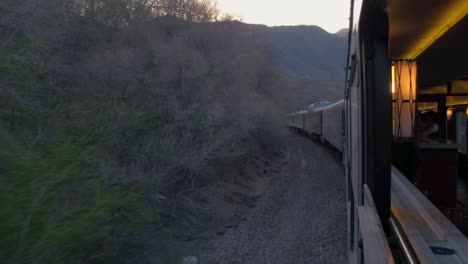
[216,0,350,33]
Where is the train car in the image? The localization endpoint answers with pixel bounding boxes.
[321,100,344,151]
[290,1,468,262]
[288,111,306,131]
[345,0,468,263]
[304,109,321,136]
[304,102,329,136]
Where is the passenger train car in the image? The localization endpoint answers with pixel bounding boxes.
[290,0,468,263]
[288,100,344,151]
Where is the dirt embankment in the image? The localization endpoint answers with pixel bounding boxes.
[208,151,287,234]
[152,147,287,261]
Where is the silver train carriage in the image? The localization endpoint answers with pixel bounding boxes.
[304,103,327,136]
[288,100,343,152]
[288,111,306,131]
[321,100,344,151]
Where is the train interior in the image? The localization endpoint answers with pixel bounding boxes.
[388,0,468,261]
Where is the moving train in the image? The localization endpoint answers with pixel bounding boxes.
[291,0,468,263]
[288,100,344,152]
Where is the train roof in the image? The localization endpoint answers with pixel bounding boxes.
[307,101,331,112]
[289,110,307,115]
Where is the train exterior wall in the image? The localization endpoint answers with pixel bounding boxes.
[304,110,322,135]
[322,100,344,151]
[289,111,306,130]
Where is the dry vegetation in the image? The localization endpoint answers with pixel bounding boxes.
[0,0,292,262]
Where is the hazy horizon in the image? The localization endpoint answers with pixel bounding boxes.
[217,0,350,33]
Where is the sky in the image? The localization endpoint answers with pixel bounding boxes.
[216,0,350,33]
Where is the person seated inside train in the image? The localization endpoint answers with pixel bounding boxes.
[418,110,440,142]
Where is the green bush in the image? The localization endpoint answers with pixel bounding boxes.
[0,129,157,263]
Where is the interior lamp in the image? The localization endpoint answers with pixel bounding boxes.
[392,60,417,139]
[447,109,453,121]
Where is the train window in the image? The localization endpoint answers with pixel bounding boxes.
[348,54,357,86]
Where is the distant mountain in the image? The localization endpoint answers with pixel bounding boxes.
[250,25,347,81]
[335,28,349,38]
[217,22,348,107]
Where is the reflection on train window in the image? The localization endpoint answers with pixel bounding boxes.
[348,54,357,86]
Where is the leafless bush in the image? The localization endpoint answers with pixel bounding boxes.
[1,0,290,261]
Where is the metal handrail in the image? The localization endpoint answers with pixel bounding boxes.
[389,216,419,264]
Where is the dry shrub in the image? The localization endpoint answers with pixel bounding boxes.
[0,0,289,262]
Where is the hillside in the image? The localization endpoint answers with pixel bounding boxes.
[0,2,291,262]
[0,1,349,261]
[260,25,347,81]
[241,24,348,109]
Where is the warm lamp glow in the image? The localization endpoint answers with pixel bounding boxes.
[393,60,417,139]
[447,109,454,121]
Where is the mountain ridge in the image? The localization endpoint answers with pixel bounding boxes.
[243,23,348,81]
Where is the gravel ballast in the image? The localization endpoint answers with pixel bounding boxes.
[201,132,348,264]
